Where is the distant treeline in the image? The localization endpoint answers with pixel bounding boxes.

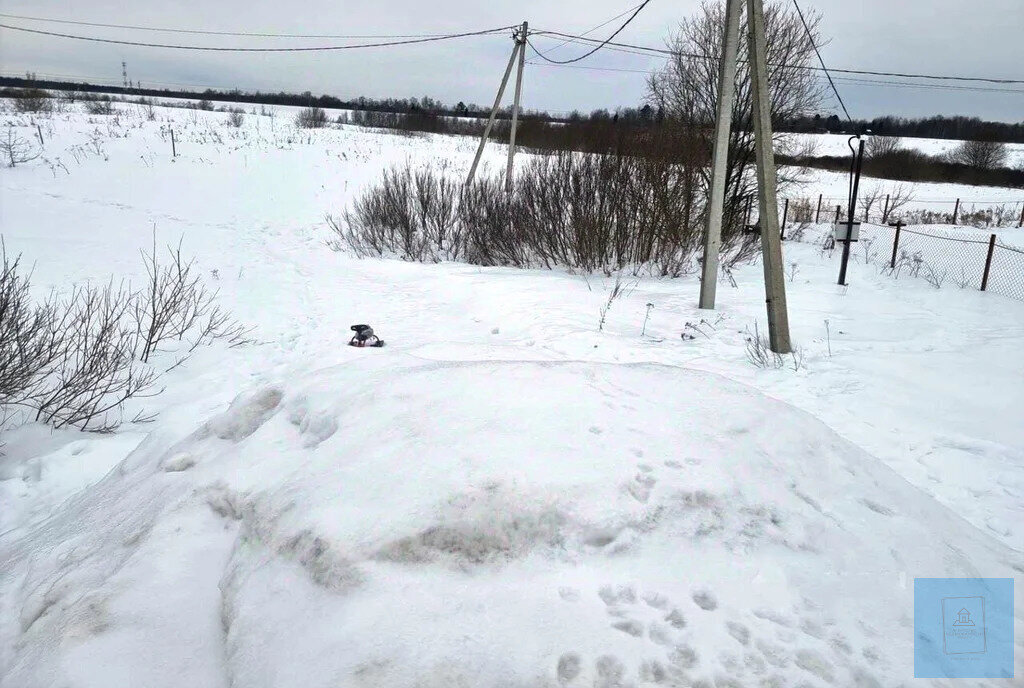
[2,75,1022,143]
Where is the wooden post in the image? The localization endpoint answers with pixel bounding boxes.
[698,0,742,310]
[952,198,960,225]
[881,193,890,224]
[889,221,902,269]
[780,198,789,240]
[980,233,996,291]
[745,0,791,353]
[466,39,521,187]
[171,129,176,157]
[505,21,528,194]
[833,204,841,225]
[36,124,44,147]
[1018,203,1023,228]
[815,193,823,223]
[744,196,753,227]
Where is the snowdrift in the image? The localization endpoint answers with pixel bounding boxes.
[3,356,1021,687]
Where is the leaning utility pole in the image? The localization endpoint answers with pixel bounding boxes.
[698,0,791,354]
[698,0,742,310]
[465,23,527,188]
[505,21,528,192]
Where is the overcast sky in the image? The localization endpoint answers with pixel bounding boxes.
[1,0,1022,122]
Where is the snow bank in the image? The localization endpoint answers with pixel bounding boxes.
[3,357,1021,687]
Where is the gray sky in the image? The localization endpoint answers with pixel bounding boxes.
[1,0,1022,121]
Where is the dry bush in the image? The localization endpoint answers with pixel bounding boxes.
[947,140,1008,169]
[333,143,758,276]
[865,136,902,158]
[1,128,40,167]
[26,283,159,432]
[0,239,250,433]
[83,96,114,115]
[12,89,52,113]
[134,236,252,363]
[227,108,245,127]
[296,106,328,129]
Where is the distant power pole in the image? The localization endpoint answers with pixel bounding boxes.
[122,61,128,89]
[466,22,528,189]
[698,0,792,354]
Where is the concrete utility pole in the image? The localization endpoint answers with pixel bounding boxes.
[505,21,528,193]
[699,0,791,353]
[466,28,524,187]
[746,0,791,353]
[698,0,742,310]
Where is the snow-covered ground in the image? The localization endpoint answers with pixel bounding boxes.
[1,101,1022,687]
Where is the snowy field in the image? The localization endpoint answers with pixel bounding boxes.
[1,101,1022,687]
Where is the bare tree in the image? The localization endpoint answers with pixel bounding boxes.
[647,0,827,224]
[948,140,1008,169]
[1,128,41,167]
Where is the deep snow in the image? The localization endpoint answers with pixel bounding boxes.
[1,100,1022,687]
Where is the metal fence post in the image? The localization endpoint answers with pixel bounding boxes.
[780,198,789,240]
[890,221,902,269]
[980,234,996,291]
[833,204,841,226]
[171,129,177,157]
[1018,203,1023,228]
[881,194,890,224]
[952,198,960,225]
[815,193,822,223]
[745,196,753,227]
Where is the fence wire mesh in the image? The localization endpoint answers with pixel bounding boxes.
[856,223,1024,300]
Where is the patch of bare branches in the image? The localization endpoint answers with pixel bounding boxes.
[1,127,40,167]
[0,238,251,433]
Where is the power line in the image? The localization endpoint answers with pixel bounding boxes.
[523,60,1024,94]
[792,0,851,122]
[0,22,516,52]
[529,30,1024,85]
[0,12,461,39]
[527,0,653,65]
[532,1,648,59]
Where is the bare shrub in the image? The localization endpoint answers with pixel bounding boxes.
[134,235,251,363]
[744,322,784,368]
[1,128,40,167]
[1,238,250,432]
[865,136,902,158]
[947,140,1008,169]
[25,283,159,432]
[12,89,52,113]
[197,99,214,111]
[296,106,328,129]
[0,249,66,407]
[83,95,114,115]
[227,108,245,127]
[335,143,756,276]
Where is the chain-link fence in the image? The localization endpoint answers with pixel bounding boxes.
[857,223,1024,301]
[780,194,1024,229]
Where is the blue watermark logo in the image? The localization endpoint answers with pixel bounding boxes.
[915,578,1014,678]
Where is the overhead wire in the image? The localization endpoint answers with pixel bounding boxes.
[528,30,1024,84]
[0,12,467,39]
[792,0,851,122]
[0,22,517,52]
[526,0,653,65]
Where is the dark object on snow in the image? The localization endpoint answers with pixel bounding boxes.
[349,324,385,348]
